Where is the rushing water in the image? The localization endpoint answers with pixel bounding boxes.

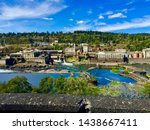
[0,69,16,73]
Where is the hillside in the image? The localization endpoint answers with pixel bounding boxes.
[0,31,150,51]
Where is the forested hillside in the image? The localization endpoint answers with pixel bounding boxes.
[0,31,150,51]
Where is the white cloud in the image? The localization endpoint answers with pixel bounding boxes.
[96,22,106,26]
[65,20,92,32]
[105,11,113,15]
[99,11,113,17]
[97,16,150,32]
[42,17,54,20]
[98,15,104,19]
[108,13,127,19]
[121,8,135,13]
[126,1,135,5]
[93,19,107,26]
[64,24,91,32]
[65,16,150,32]
[77,20,84,24]
[69,18,74,21]
[115,8,135,15]
[65,19,108,32]
[0,0,67,20]
[121,9,128,13]
[71,25,90,31]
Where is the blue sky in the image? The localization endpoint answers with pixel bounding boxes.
[0,0,150,33]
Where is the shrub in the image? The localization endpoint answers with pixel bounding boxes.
[6,76,32,93]
[39,76,100,95]
[143,82,150,96]
[0,82,7,93]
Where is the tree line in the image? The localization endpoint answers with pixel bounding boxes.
[0,76,150,98]
[0,76,100,95]
[0,31,150,51]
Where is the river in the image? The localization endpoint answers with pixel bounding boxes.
[88,68,136,86]
[0,66,136,87]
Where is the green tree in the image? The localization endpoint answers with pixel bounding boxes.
[7,76,32,93]
[32,87,40,93]
[53,76,65,94]
[0,82,7,93]
[39,76,100,95]
[143,82,150,96]
[39,76,54,93]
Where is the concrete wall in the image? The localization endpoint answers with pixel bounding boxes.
[83,46,88,53]
[65,48,75,55]
[0,93,150,113]
[23,52,34,59]
[143,49,150,58]
[98,52,126,59]
[25,57,45,64]
[0,59,6,65]
[129,58,150,64]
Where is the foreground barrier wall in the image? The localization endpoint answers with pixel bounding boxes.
[0,93,150,113]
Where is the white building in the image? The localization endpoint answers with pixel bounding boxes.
[10,52,23,58]
[83,45,88,54]
[98,51,127,59]
[54,40,58,43]
[22,50,35,59]
[0,59,6,65]
[64,47,76,55]
[115,49,127,53]
[143,48,150,58]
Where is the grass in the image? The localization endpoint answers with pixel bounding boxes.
[111,67,124,73]
[98,87,121,97]
[88,66,97,70]
[124,68,132,74]
[110,81,123,87]
[66,57,78,63]
[146,74,150,78]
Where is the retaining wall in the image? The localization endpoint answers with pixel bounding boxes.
[0,93,150,113]
[129,58,150,64]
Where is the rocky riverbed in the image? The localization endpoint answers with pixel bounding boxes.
[0,63,59,73]
[37,69,69,73]
[0,62,74,74]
